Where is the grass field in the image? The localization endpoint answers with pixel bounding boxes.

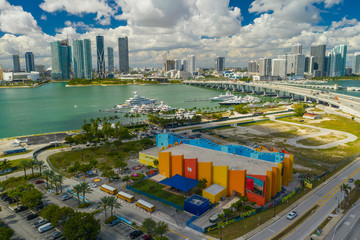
[131,179,186,207]
[297,132,347,146]
[0,150,31,158]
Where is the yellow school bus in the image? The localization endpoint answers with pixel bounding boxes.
[136,199,155,212]
[117,191,135,203]
[100,184,117,195]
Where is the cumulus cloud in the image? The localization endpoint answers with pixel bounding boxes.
[41,14,47,20]
[40,0,115,25]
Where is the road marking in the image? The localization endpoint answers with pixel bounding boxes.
[267,166,360,240]
[344,221,351,226]
[168,229,188,239]
[350,214,355,218]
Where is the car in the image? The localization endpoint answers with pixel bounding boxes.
[35,180,44,184]
[209,213,221,223]
[15,206,28,213]
[33,219,47,228]
[109,219,120,227]
[90,183,97,188]
[26,213,39,221]
[129,230,143,239]
[141,234,153,240]
[348,178,354,183]
[61,194,72,201]
[287,211,297,220]
[51,232,62,239]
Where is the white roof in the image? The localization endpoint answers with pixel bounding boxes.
[204,184,225,195]
[137,199,154,209]
[101,184,116,192]
[118,191,134,199]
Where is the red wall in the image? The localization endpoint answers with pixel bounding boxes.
[184,158,198,180]
[246,174,267,206]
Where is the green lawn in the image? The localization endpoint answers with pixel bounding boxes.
[131,179,186,207]
[0,150,31,158]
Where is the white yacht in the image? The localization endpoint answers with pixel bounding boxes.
[115,91,157,109]
[211,91,236,101]
[219,95,261,106]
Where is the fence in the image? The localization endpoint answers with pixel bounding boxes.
[126,185,184,211]
[186,216,205,233]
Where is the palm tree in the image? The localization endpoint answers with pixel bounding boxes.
[354,179,360,193]
[73,184,83,206]
[340,183,351,208]
[155,221,168,239]
[35,160,47,176]
[54,174,64,193]
[20,160,29,179]
[107,196,122,217]
[100,196,110,220]
[28,160,36,177]
[42,169,52,187]
[79,182,93,202]
[0,159,12,180]
[47,170,55,187]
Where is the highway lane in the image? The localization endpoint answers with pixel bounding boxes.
[247,160,360,240]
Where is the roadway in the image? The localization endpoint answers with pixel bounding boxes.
[247,160,360,240]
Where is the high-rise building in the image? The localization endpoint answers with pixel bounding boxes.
[25,52,35,73]
[328,51,343,77]
[259,58,272,77]
[291,43,302,54]
[353,52,360,74]
[96,35,105,78]
[174,59,181,71]
[181,59,188,72]
[118,37,129,74]
[73,40,84,79]
[50,40,72,80]
[248,60,259,73]
[271,59,286,79]
[82,39,92,79]
[165,60,175,71]
[215,56,225,72]
[310,44,326,77]
[188,55,196,74]
[107,47,114,78]
[332,44,347,76]
[12,55,20,72]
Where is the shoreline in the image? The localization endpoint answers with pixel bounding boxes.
[0,129,80,141]
[0,82,52,89]
[65,82,180,87]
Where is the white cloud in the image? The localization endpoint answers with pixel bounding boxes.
[324,0,343,8]
[40,0,115,25]
[41,14,47,20]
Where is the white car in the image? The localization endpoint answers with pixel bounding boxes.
[287,211,297,220]
[90,183,97,188]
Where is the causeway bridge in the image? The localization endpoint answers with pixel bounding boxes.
[184,80,360,118]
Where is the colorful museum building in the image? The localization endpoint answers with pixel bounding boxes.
[139,133,294,206]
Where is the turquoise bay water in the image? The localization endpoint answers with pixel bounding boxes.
[0,83,234,138]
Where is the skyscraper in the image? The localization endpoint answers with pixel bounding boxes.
[25,52,35,73]
[188,55,196,74]
[353,52,360,74]
[73,40,84,79]
[271,59,286,79]
[259,57,272,77]
[174,59,181,71]
[181,59,188,72]
[328,51,343,77]
[118,37,129,74]
[12,54,20,72]
[248,60,259,73]
[107,47,114,78]
[50,40,72,80]
[333,44,347,76]
[310,44,326,77]
[83,39,92,79]
[291,43,302,54]
[215,57,225,72]
[96,35,105,78]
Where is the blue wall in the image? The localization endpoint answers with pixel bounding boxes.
[184,195,210,216]
[156,134,284,163]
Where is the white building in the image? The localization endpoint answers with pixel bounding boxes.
[272,59,287,79]
[3,71,40,81]
[353,52,360,74]
[259,58,272,77]
[174,59,181,71]
[188,55,196,74]
[165,70,192,79]
[181,59,188,72]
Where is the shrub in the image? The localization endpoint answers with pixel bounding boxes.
[105,215,117,224]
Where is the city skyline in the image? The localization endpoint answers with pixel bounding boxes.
[0,0,359,68]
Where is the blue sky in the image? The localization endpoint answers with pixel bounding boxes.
[0,0,359,68]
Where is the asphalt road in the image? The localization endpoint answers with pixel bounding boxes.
[247,160,360,240]
[325,199,360,240]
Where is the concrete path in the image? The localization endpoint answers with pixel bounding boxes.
[269,116,357,149]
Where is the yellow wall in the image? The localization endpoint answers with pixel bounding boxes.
[171,155,184,177]
[159,152,172,178]
[276,163,283,193]
[283,158,290,186]
[202,187,228,203]
[271,166,278,198]
[265,170,272,202]
[139,153,158,167]
[198,162,213,187]
[289,156,294,182]
[213,166,229,189]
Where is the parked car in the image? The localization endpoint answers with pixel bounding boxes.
[35,180,44,184]
[129,230,143,239]
[33,219,47,228]
[348,178,354,183]
[90,183,97,188]
[209,213,221,223]
[287,211,297,220]
[61,194,71,201]
[51,231,62,239]
[109,219,120,227]
[15,206,28,213]
[141,234,153,240]
[26,213,39,221]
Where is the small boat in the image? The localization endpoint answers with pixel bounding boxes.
[74,105,78,108]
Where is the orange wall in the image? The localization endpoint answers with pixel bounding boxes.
[171,155,184,177]
[277,163,283,193]
[228,170,246,196]
[158,152,171,178]
[289,156,294,182]
[283,157,290,186]
[271,166,278,198]
[265,170,272,202]
[198,162,213,187]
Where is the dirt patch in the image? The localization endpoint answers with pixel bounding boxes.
[297,132,348,146]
